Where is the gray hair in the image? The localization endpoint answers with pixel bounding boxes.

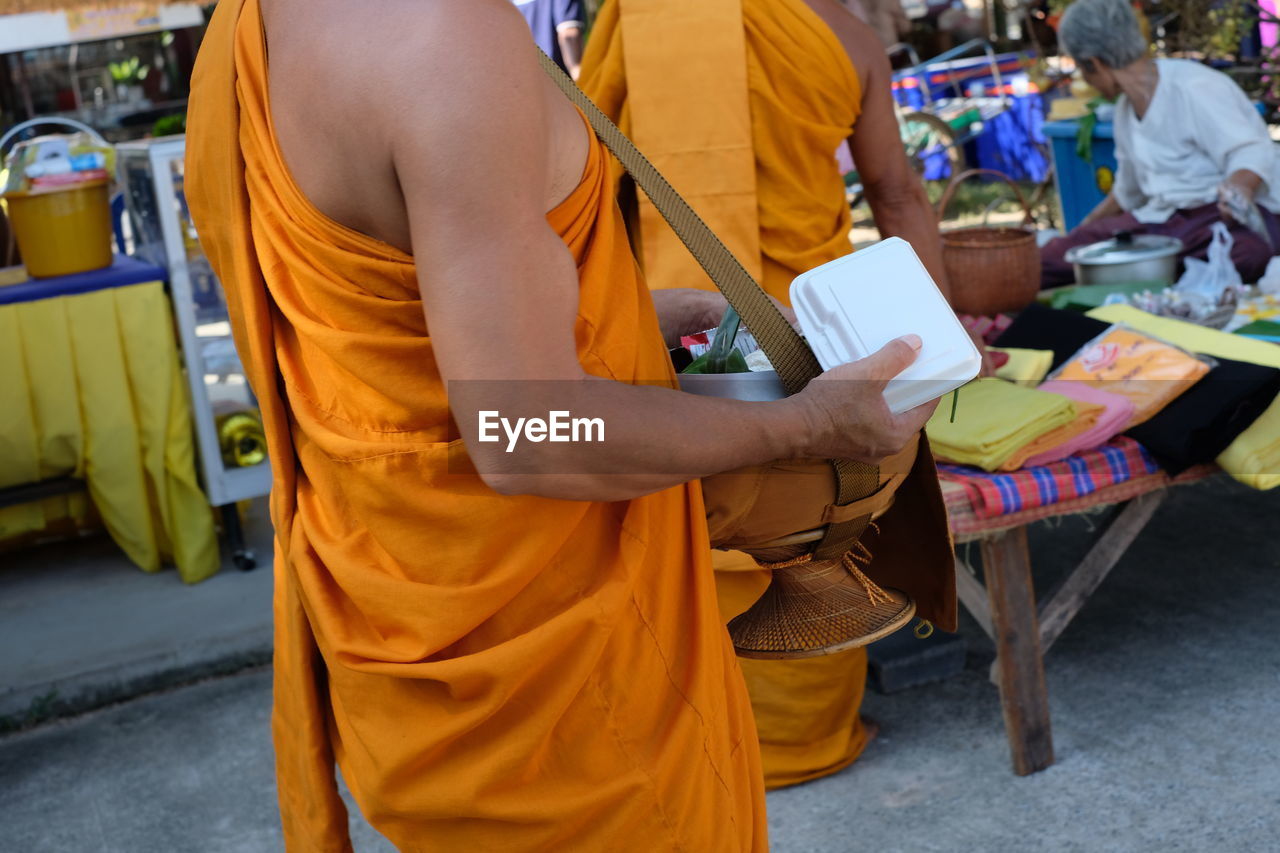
[1058,0,1148,69]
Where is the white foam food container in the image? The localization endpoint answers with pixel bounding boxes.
[790,237,981,414]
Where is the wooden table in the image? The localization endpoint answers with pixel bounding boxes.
[943,466,1214,775]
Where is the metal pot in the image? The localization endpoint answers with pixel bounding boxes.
[678,370,785,402]
[1064,231,1183,286]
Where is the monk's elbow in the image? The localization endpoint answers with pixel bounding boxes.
[480,470,626,502]
[472,447,645,501]
[474,455,603,500]
[478,469,526,497]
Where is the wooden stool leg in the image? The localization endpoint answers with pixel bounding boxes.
[981,526,1055,775]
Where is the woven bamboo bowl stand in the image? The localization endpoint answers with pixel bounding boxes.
[723,529,916,661]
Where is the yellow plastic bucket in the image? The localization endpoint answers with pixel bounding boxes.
[3,178,113,278]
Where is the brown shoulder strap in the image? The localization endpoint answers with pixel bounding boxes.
[537,50,878,558]
[536,50,818,394]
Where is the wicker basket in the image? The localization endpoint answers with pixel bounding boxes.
[938,169,1041,317]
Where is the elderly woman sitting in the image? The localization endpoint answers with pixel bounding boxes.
[1041,0,1280,287]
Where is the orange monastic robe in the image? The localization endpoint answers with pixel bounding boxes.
[185,1,766,849]
[583,0,921,790]
[583,0,862,303]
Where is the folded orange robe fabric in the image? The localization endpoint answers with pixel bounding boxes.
[1051,325,1211,428]
[583,0,947,793]
[1022,380,1137,467]
[185,2,766,849]
[998,400,1105,471]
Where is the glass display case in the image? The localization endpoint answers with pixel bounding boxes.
[117,136,269,567]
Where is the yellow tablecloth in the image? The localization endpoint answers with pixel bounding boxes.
[0,279,219,582]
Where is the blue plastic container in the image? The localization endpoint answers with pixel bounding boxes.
[1044,119,1117,231]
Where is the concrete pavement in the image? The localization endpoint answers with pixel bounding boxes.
[0,501,274,727]
[2,475,1279,851]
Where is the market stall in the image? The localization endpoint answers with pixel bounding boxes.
[931,297,1280,775]
[944,441,1215,775]
[117,135,271,570]
[0,254,219,583]
[2,117,264,578]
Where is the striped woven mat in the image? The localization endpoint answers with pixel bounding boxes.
[937,438,1216,539]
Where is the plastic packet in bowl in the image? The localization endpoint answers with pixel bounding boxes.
[682,324,774,369]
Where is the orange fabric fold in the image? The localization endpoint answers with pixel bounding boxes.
[582,0,861,303]
[186,1,765,849]
[998,400,1106,472]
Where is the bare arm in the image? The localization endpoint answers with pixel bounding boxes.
[1226,169,1264,197]
[388,4,933,501]
[1077,191,1123,229]
[845,25,951,297]
[557,24,583,81]
[1192,68,1275,219]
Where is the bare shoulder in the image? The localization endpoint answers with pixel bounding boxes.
[265,0,531,52]
[350,0,584,212]
[266,0,539,114]
[311,0,570,171]
[800,0,889,86]
[261,0,576,246]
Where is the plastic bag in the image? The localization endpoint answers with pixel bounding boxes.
[1173,222,1241,308]
[680,311,767,374]
[1116,222,1246,327]
[1258,256,1280,296]
[1046,324,1214,428]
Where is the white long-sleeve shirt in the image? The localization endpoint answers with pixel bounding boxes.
[1112,58,1280,223]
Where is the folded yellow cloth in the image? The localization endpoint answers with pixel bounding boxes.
[998,400,1105,471]
[927,378,1078,471]
[990,347,1054,387]
[1088,305,1280,489]
[1088,305,1280,366]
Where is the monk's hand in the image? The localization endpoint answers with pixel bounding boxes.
[794,334,938,465]
[651,289,799,349]
[652,289,724,348]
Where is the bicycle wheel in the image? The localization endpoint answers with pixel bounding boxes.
[898,110,965,182]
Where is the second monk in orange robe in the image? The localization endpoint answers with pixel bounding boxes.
[582,0,957,790]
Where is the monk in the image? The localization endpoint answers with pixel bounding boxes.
[184,0,941,848]
[582,0,957,790]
